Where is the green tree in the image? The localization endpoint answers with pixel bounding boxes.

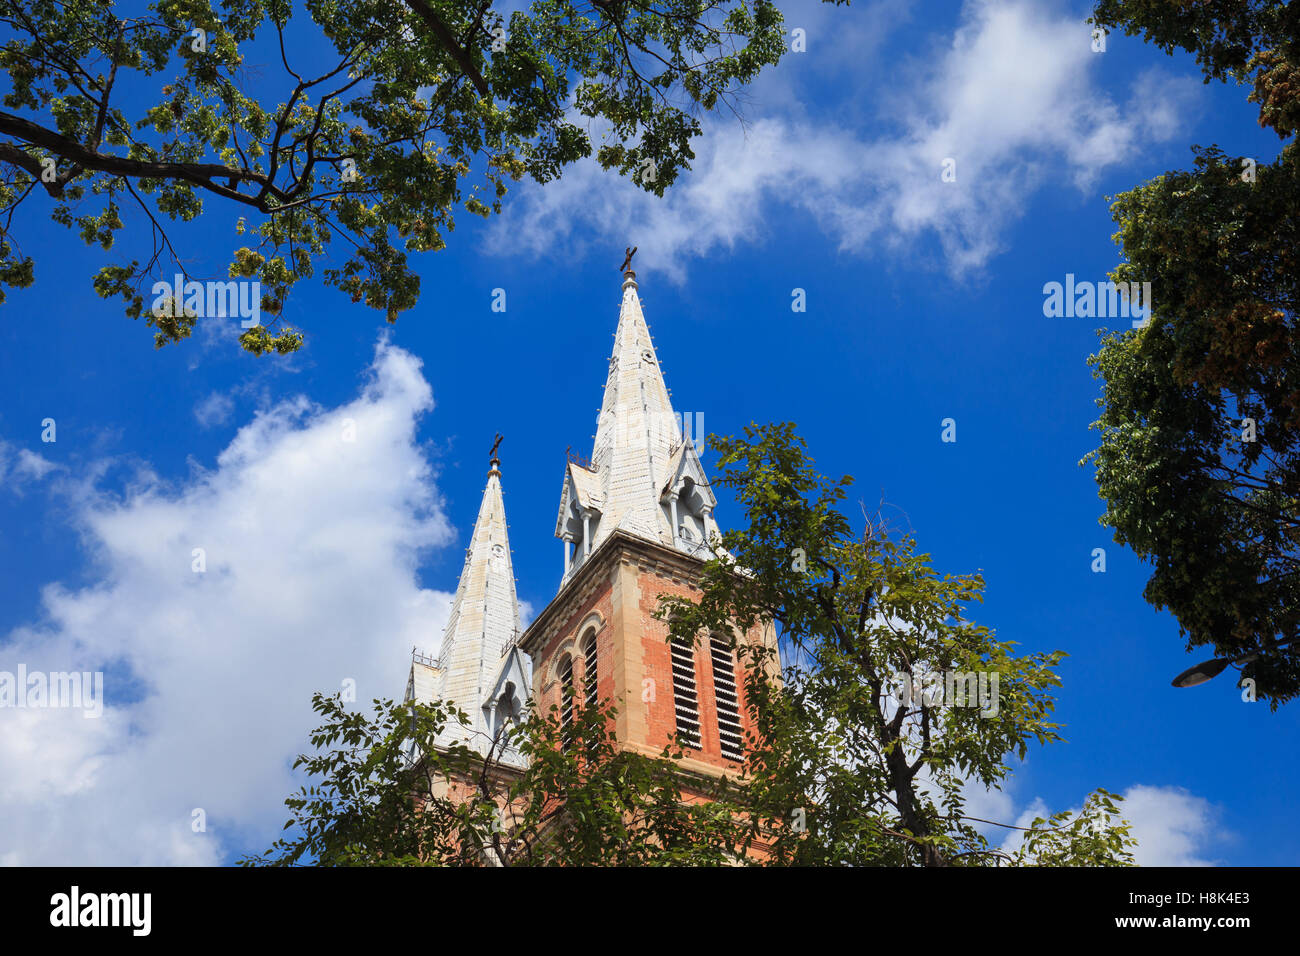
[660,423,1136,866]
[0,0,813,354]
[252,425,1136,867]
[1084,1,1300,704]
[243,689,748,865]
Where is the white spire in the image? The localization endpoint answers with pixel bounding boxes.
[412,447,528,761]
[555,268,721,584]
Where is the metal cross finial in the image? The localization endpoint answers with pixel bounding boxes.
[620,245,637,273]
[489,433,503,460]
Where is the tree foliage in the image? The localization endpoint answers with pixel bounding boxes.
[0,0,807,353]
[242,689,748,866]
[660,423,1135,866]
[1085,1,1300,704]
[253,425,1136,867]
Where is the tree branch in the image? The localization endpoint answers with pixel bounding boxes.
[402,0,490,97]
[0,111,287,206]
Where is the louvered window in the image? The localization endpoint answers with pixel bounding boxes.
[670,636,701,749]
[559,655,575,749]
[711,638,744,762]
[583,633,599,710]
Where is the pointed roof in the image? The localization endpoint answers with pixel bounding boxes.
[412,450,527,761]
[555,270,722,583]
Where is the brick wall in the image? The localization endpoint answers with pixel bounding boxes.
[526,536,771,781]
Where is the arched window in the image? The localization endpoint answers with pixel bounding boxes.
[710,638,744,762]
[677,477,702,542]
[582,631,599,711]
[558,653,575,749]
[498,681,519,723]
[665,475,713,552]
[670,635,700,749]
[487,680,521,753]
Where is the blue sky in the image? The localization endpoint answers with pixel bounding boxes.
[1,0,1296,865]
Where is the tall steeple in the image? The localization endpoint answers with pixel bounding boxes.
[555,264,721,586]
[408,439,530,764]
[522,256,774,790]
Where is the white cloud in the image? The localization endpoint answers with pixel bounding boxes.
[1112,784,1222,867]
[486,0,1199,278]
[13,448,57,481]
[0,440,59,490]
[0,340,455,864]
[193,391,235,429]
[998,784,1223,866]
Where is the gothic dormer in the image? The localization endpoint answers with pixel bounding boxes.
[660,438,720,557]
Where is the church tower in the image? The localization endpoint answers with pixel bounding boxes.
[407,445,531,770]
[518,264,775,783]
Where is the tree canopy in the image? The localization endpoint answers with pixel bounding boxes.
[0,0,809,354]
[1085,0,1300,705]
